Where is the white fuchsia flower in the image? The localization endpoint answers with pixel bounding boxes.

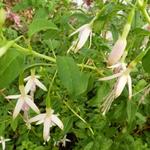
[56,135,71,147]
[99,63,132,115]
[24,74,47,94]
[0,136,11,150]
[29,108,63,142]
[68,23,92,53]
[99,63,132,99]
[5,85,40,119]
[108,37,127,66]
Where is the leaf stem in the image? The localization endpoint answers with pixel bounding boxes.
[13,43,101,73]
[63,101,94,135]
[141,8,150,24]
[46,71,57,108]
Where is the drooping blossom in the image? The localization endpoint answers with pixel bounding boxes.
[29,108,63,142]
[68,23,92,53]
[99,63,132,99]
[99,63,132,115]
[108,37,127,66]
[5,85,40,119]
[0,136,10,150]
[24,74,47,94]
[56,135,71,147]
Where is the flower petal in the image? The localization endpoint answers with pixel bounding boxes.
[43,118,51,142]
[34,78,47,91]
[36,119,45,125]
[35,75,40,79]
[115,74,128,98]
[99,72,123,81]
[5,95,20,99]
[127,75,132,99]
[29,114,46,123]
[25,97,40,114]
[4,139,11,142]
[24,76,31,81]
[75,27,91,51]
[2,140,5,150]
[13,98,24,119]
[51,114,64,130]
[69,24,89,37]
[25,79,33,94]
[107,63,122,69]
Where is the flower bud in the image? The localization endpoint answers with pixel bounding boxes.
[108,37,126,65]
[0,8,6,27]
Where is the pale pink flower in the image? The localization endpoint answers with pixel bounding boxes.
[68,23,92,53]
[24,74,47,94]
[0,136,11,150]
[108,37,127,65]
[29,108,63,142]
[5,85,40,119]
[99,63,132,99]
[115,71,132,99]
[100,63,133,115]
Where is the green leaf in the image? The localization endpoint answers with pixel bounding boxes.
[63,117,73,134]
[11,118,19,131]
[57,56,90,97]
[142,49,150,73]
[84,142,94,150]
[0,49,25,88]
[13,0,31,11]
[127,101,137,124]
[28,18,58,37]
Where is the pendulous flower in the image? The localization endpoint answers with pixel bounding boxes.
[68,23,92,53]
[0,136,10,150]
[56,135,71,147]
[29,108,63,142]
[5,85,40,119]
[99,63,132,99]
[24,74,47,94]
[108,37,127,66]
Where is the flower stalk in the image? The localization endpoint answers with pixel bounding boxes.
[137,0,150,24]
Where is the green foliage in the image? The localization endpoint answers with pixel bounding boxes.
[142,49,150,73]
[28,19,58,38]
[0,49,25,88]
[57,56,90,97]
[0,0,149,150]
